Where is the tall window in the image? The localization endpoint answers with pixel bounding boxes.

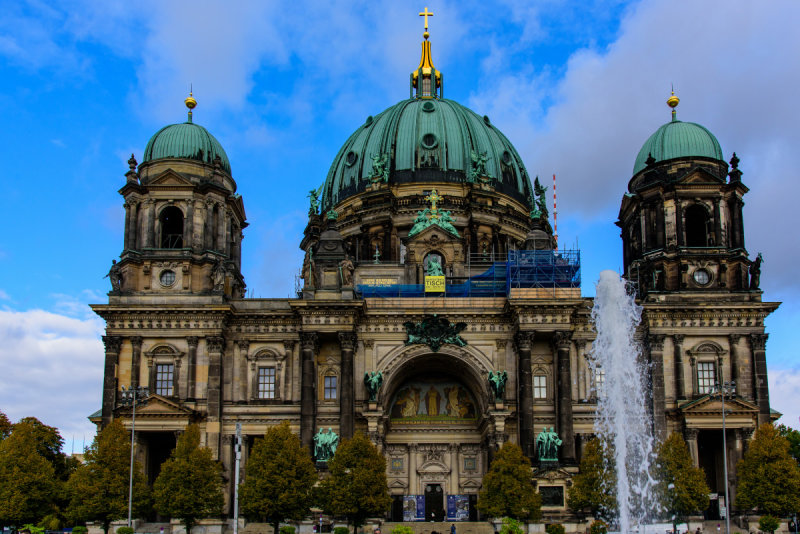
[533,375,547,399]
[697,362,716,394]
[257,367,276,399]
[593,367,606,398]
[155,363,174,396]
[324,375,337,400]
[685,204,709,247]
[159,206,184,249]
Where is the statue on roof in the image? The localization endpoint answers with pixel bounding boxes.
[749,252,763,289]
[368,153,390,183]
[468,150,491,183]
[104,260,123,292]
[530,176,549,221]
[437,210,460,237]
[308,185,323,215]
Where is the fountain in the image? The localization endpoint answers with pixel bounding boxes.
[589,270,660,533]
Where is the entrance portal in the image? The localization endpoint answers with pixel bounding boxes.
[425,484,444,521]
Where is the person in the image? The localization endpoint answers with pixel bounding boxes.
[695,528,701,534]
[716,525,720,533]
[450,524,456,534]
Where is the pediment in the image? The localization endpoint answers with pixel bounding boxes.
[149,169,195,187]
[389,479,409,489]
[674,167,724,186]
[679,395,758,415]
[418,460,450,473]
[532,466,573,481]
[117,394,197,418]
[406,223,462,244]
[461,479,480,488]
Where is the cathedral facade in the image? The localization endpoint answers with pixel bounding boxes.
[92,24,777,527]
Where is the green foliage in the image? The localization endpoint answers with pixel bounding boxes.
[240,422,317,534]
[14,417,75,481]
[545,524,565,534]
[66,420,150,534]
[38,513,61,531]
[477,442,541,521]
[153,424,224,533]
[777,424,800,467]
[0,420,59,525]
[279,526,296,534]
[653,433,710,525]
[499,517,524,534]
[21,524,45,534]
[566,438,616,521]
[333,527,350,534]
[317,432,391,530]
[390,526,413,534]
[117,527,135,534]
[0,410,11,441]
[588,520,608,534]
[72,526,89,534]
[759,514,780,534]
[736,423,800,516]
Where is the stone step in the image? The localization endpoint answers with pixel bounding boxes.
[381,522,495,534]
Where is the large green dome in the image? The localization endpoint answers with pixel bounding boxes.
[322,98,533,211]
[142,122,231,174]
[633,118,723,176]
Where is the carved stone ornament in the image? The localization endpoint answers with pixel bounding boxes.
[403,314,467,353]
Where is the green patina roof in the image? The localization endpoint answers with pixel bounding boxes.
[322,98,532,210]
[633,118,724,176]
[142,122,231,174]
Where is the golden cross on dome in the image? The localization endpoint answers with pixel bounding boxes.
[425,189,442,215]
[419,7,434,32]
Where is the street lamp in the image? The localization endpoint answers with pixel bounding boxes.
[119,386,150,528]
[708,380,735,534]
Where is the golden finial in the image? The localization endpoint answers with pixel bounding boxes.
[185,87,197,123]
[667,86,679,121]
[419,7,433,39]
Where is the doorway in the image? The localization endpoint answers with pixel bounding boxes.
[425,484,444,521]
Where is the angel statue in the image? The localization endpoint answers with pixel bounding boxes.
[307,184,323,215]
[364,371,383,402]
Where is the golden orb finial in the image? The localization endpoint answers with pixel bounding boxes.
[667,87,679,121]
[185,89,197,123]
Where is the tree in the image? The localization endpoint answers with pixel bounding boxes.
[567,438,616,522]
[0,410,11,441]
[0,420,59,526]
[736,423,800,516]
[240,422,317,534]
[477,442,541,521]
[317,432,391,532]
[14,417,77,481]
[653,433,709,532]
[66,420,150,534]
[777,424,800,467]
[153,424,224,534]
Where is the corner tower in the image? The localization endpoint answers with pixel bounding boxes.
[114,94,247,300]
[618,92,754,297]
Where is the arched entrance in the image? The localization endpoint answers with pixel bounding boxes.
[380,349,494,522]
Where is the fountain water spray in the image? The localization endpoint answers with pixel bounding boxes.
[590,271,660,532]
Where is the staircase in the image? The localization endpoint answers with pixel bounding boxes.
[380,522,495,534]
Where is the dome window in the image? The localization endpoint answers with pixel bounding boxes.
[421,133,438,149]
[502,151,513,165]
[159,206,184,249]
[345,151,358,167]
[422,101,436,112]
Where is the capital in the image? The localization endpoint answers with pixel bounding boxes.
[749,333,768,351]
[514,331,533,351]
[130,336,143,350]
[187,336,199,349]
[338,332,357,351]
[300,332,318,350]
[553,331,572,351]
[673,334,685,346]
[102,335,122,353]
[647,334,666,352]
[207,336,225,353]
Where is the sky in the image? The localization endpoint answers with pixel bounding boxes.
[0,0,798,448]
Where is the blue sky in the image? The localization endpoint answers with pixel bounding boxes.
[0,0,798,446]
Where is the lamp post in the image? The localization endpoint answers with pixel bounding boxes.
[709,380,735,534]
[119,386,150,528]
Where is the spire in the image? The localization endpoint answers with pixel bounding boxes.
[666,86,679,122]
[185,88,197,123]
[411,7,443,99]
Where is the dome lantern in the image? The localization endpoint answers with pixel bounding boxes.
[410,7,442,99]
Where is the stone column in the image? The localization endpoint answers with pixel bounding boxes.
[675,199,684,247]
[449,444,459,495]
[101,336,122,426]
[713,198,723,245]
[206,336,225,457]
[174,357,183,400]
[339,332,356,439]
[283,340,295,401]
[217,203,226,254]
[648,334,667,440]
[515,331,535,459]
[408,444,418,495]
[749,334,770,425]
[144,199,155,248]
[123,202,133,251]
[728,334,741,393]
[554,331,575,463]
[184,199,194,250]
[205,199,215,250]
[130,336,143,388]
[684,428,699,467]
[225,209,233,256]
[237,340,250,403]
[187,336,198,400]
[221,434,234,514]
[673,334,685,400]
[575,340,587,401]
[300,333,318,451]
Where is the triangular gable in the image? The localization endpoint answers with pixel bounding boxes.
[673,166,725,186]
[148,169,195,187]
[461,479,481,488]
[117,394,197,418]
[406,223,462,244]
[389,479,409,489]
[679,394,758,417]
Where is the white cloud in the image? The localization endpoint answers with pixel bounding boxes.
[769,367,800,431]
[0,307,104,446]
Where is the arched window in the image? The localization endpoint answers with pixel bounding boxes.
[685,204,709,247]
[159,206,184,248]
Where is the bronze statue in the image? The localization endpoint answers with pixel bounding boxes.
[488,370,508,401]
[364,371,383,402]
[749,252,762,289]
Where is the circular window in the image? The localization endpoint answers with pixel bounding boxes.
[345,151,358,166]
[483,115,491,125]
[421,133,438,149]
[693,268,711,286]
[364,116,373,127]
[422,101,435,112]
[160,270,176,287]
[502,151,512,165]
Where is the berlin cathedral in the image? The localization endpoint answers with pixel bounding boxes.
[92,11,778,530]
